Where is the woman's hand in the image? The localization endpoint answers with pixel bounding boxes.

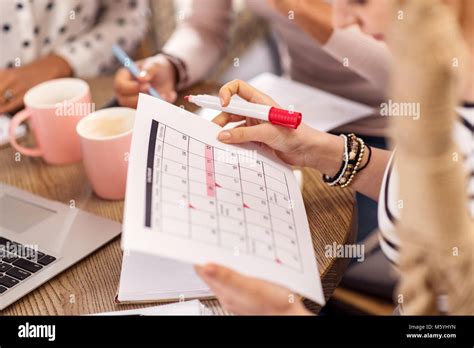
[213,79,320,167]
[0,54,72,113]
[213,79,340,171]
[195,263,311,315]
[114,54,178,108]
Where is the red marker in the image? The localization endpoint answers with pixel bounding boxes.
[185,95,302,129]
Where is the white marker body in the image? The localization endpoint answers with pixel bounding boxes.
[188,95,271,121]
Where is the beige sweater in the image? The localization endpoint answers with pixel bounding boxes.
[162,0,391,136]
[389,0,473,315]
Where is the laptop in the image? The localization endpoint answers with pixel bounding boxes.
[0,183,121,310]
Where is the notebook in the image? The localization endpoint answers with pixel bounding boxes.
[116,250,213,304]
[93,299,212,315]
[122,94,325,304]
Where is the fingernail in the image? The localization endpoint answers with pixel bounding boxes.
[203,264,217,276]
[218,131,231,141]
[139,70,147,78]
[220,97,225,106]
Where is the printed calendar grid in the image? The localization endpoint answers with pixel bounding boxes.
[156,139,290,188]
[145,120,304,272]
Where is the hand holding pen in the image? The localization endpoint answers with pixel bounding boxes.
[113,45,178,108]
[186,94,302,129]
[198,79,319,169]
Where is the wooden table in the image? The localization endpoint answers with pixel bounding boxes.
[0,77,356,315]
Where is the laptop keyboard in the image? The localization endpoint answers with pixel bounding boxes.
[0,237,56,295]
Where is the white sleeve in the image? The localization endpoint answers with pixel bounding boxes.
[162,0,233,89]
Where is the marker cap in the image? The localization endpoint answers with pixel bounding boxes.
[268,107,302,129]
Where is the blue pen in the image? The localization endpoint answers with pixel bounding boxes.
[112,44,162,99]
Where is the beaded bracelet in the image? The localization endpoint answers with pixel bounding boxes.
[340,137,366,188]
[323,134,369,188]
[337,134,362,187]
[357,144,372,173]
[322,134,349,186]
[323,134,361,187]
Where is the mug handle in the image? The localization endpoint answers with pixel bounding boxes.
[9,109,42,157]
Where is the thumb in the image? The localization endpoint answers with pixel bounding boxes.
[217,123,278,146]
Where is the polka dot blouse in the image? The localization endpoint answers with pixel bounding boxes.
[0,0,148,77]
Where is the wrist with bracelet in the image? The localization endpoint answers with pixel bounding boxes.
[160,53,188,91]
[323,133,372,188]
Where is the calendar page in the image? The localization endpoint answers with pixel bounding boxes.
[122,94,325,305]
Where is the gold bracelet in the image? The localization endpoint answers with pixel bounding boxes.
[340,137,366,188]
[337,134,360,187]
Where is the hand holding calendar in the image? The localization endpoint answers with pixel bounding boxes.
[122,94,325,305]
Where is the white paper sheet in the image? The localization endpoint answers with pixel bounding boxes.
[117,250,212,303]
[122,94,325,305]
[197,74,374,133]
[249,73,375,131]
[0,114,26,146]
[91,300,211,316]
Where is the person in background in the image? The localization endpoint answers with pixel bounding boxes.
[0,0,148,114]
[335,0,473,315]
[193,0,473,315]
[114,0,391,137]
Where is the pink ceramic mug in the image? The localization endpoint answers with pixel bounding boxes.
[76,107,135,200]
[9,78,92,165]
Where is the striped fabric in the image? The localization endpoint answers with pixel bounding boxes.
[378,105,474,264]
